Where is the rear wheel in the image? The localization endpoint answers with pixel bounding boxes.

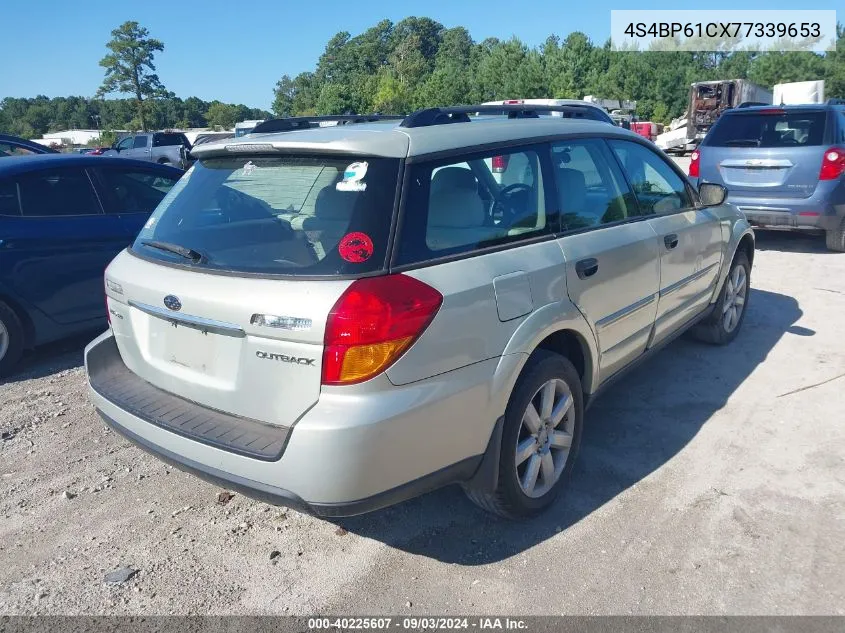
[0,301,24,378]
[691,252,750,345]
[825,218,845,252]
[465,351,583,518]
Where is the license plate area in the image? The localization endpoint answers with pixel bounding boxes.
[152,318,216,372]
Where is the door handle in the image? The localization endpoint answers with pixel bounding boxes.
[575,258,599,279]
[664,234,679,250]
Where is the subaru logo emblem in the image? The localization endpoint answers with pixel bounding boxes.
[163,295,182,311]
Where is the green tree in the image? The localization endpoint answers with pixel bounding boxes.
[97,21,169,131]
[273,74,296,116]
[205,102,239,130]
[823,24,845,98]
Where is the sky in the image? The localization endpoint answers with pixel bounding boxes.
[0,0,839,111]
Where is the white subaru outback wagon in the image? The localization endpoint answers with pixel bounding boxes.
[85,105,754,518]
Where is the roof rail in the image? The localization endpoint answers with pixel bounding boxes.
[827,98,845,106]
[736,102,770,108]
[400,104,605,128]
[252,114,403,134]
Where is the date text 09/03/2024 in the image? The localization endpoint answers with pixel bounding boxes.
[307,617,529,630]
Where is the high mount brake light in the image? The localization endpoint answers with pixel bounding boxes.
[689,150,700,178]
[492,155,509,173]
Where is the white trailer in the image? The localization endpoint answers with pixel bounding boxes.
[773,81,825,105]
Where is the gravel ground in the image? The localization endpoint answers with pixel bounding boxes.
[1,229,844,615]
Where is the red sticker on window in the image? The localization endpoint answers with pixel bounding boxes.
[338,232,374,263]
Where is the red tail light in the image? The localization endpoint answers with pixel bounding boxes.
[689,150,700,178]
[492,155,509,173]
[819,147,845,181]
[322,274,443,385]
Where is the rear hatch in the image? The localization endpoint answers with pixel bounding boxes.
[700,108,829,199]
[105,152,401,427]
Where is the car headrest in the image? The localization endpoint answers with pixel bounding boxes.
[431,167,478,195]
[315,185,357,221]
[428,189,485,228]
[556,168,587,214]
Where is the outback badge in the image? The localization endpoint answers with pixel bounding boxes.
[256,351,316,366]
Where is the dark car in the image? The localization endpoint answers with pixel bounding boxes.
[690,102,845,251]
[0,134,58,157]
[0,155,183,376]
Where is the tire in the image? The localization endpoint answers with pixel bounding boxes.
[0,301,25,379]
[691,252,751,345]
[157,159,171,165]
[465,350,584,519]
[825,218,845,252]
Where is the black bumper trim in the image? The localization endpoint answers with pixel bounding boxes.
[98,409,483,518]
[87,336,290,461]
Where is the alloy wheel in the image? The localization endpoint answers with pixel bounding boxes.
[515,378,575,498]
[722,264,747,333]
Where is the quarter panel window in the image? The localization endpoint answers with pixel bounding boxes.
[396,147,554,265]
[16,169,101,217]
[551,139,634,229]
[609,140,691,215]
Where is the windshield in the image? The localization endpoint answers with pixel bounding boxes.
[132,155,400,276]
[706,111,827,147]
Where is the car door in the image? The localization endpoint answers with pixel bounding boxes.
[126,134,150,161]
[92,165,181,238]
[0,166,128,326]
[608,139,722,347]
[112,135,134,156]
[551,138,660,384]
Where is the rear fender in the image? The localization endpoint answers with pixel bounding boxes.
[492,298,599,414]
[468,300,598,494]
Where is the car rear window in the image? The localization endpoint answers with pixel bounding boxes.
[705,110,827,147]
[154,133,187,147]
[132,155,400,276]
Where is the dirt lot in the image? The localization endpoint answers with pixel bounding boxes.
[2,229,844,615]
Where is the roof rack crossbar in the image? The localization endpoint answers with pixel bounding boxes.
[400,104,600,128]
[252,114,404,134]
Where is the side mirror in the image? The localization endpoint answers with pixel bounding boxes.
[698,182,727,207]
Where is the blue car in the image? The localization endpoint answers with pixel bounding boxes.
[0,155,183,376]
[689,101,845,251]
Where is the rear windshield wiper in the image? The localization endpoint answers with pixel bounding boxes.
[141,240,207,263]
[723,139,761,147]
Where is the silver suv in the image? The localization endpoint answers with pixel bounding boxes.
[85,105,754,518]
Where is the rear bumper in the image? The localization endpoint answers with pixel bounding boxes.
[85,331,502,516]
[724,190,844,232]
